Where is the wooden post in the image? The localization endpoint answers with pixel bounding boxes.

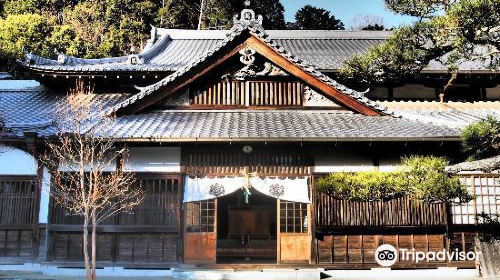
[32,157,43,259]
[178,175,185,264]
[277,199,281,264]
[310,176,315,265]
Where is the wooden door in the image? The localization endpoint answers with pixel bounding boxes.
[184,199,217,264]
[277,200,312,263]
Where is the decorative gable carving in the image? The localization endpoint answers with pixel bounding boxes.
[304,86,340,107]
[222,47,288,81]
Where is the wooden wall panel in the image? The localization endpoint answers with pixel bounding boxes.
[50,232,179,263]
[316,232,473,267]
[362,235,379,263]
[184,232,216,263]
[317,235,333,263]
[280,234,310,262]
[0,229,33,258]
[332,235,347,263]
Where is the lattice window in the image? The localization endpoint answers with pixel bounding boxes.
[117,176,181,226]
[192,81,245,106]
[280,201,308,233]
[190,81,304,107]
[452,175,500,225]
[184,149,310,175]
[51,175,181,226]
[249,81,303,106]
[0,176,36,226]
[185,199,215,233]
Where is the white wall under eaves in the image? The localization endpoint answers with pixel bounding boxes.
[0,143,50,223]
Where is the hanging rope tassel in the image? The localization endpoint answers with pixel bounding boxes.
[243,188,251,204]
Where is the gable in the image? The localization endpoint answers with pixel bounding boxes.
[157,53,342,109]
[110,8,393,117]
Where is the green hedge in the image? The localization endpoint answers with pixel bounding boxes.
[316,156,472,203]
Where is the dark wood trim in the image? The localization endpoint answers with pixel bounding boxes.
[246,36,382,116]
[32,158,43,259]
[119,32,383,116]
[121,41,248,115]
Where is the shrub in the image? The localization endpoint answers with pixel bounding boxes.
[317,155,472,204]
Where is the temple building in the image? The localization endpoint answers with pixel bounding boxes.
[0,5,499,269]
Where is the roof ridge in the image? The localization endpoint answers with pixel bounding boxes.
[107,7,396,117]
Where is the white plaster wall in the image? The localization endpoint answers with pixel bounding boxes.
[313,148,403,173]
[39,168,50,224]
[0,144,50,223]
[313,148,375,173]
[393,84,435,99]
[59,151,117,172]
[0,144,38,175]
[124,147,181,173]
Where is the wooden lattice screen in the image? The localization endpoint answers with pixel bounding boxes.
[191,80,304,107]
[0,176,37,227]
[184,149,311,176]
[452,174,500,225]
[316,194,447,228]
[280,201,308,233]
[51,175,181,226]
[0,176,38,259]
[185,199,215,233]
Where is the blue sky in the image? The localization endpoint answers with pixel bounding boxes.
[281,0,415,28]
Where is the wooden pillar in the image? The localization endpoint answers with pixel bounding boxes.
[31,157,43,259]
[178,175,185,264]
[310,176,316,265]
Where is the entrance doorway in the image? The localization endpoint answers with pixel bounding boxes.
[216,190,277,264]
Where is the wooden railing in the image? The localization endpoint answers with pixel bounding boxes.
[315,194,447,228]
[191,80,304,107]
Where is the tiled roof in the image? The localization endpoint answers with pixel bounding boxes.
[447,155,500,173]
[109,17,394,117]
[103,110,459,141]
[378,101,500,128]
[5,82,500,142]
[20,30,389,73]
[20,27,500,74]
[0,85,460,141]
[0,85,129,137]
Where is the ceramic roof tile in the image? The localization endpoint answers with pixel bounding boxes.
[99,110,458,141]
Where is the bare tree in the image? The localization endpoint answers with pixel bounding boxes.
[41,81,144,280]
[198,0,206,30]
[349,14,386,30]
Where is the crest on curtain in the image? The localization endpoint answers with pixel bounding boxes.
[269,184,284,198]
[209,183,226,197]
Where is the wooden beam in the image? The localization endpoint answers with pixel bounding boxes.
[246,36,382,116]
[123,43,247,115]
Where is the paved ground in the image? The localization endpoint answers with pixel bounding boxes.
[1,269,495,280]
[0,271,170,280]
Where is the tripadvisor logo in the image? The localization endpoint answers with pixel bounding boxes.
[375,244,480,267]
[375,244,398,266]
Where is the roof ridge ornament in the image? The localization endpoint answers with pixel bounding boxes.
[54,49,68,65]
[233,0,265,33]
